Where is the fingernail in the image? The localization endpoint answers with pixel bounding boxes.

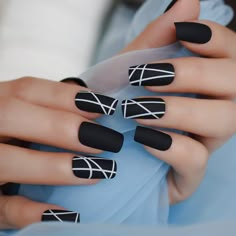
[75,91,118,115]
[134,126,172,151]
[79,122,124,153]
[61,77,88,88]
[72,155,117,179]
[129,63,175,86]
[175,22,212,44]
[42,209,80,223]
[122,98,166,120]
[164,0,178,13]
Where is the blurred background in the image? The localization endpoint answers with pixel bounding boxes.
[0,0,235,82]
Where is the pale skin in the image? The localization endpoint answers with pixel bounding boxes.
[0,0,236,229]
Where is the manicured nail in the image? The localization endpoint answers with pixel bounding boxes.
[61,77,88,88]
[42,209,80,223]
[79,122,124,153]
[129,63,175,86]
[164,0,178,13]
[122,98,166,120]
[75,91,118,115]
[175,22,212,44]
[134,126,172,151]
[72,155,117,179]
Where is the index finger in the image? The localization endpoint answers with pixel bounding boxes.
[0,77,118,119]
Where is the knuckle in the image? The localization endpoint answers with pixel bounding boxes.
[12,77,35,99]
[221,101,236,134]
[190,144,208,173]
[0,97,16,129]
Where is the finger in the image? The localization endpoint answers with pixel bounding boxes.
[121,0,200,52]
[0,195,79,229]
[122,96,236,137]
[128,58,236,98]
[174,20,236,59]
[0,97,123,153]
[134,127,208,204]
[0,77,118,119]
[0,144,116,185]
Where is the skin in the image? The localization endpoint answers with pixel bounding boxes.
[0,0,235,229]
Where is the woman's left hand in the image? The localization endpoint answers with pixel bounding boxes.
[120,1,236,204]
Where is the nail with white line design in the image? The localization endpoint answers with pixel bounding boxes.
[42,209,80,223]
[129,63,175,86]
[122,98,166,120]
[72,155,117,179]
[75,91,118,115]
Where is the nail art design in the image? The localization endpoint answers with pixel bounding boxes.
[164,0,178,13]
[175,22,212,44]
[129,63,175,86]
[72,155,117,179]
[122,98,165,120]
[134,126,172,151]
[75,91,118,115]
[79,122,124,153]
[42,209,80,223]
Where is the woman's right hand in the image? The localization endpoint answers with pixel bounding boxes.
[0,77,123,229]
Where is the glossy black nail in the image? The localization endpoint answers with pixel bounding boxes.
[79,122,124,153]
[122,98,165,120]
[134,126,172,151]
[129,63,175,86]
[42,209,80,223]
[75,91,118,115]
[72,155,117,179]
[61,77,88,88]
[164,0,178,13]
[175,22,212,44]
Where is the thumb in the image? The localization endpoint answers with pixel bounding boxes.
[121,0,200,53]
[0,195,79,229]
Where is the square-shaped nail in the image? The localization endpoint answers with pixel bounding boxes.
[72,155,117,179]
[175,22,212,44]
[42,209,80,223]
[134,126,172,151]
[122,98,165,119]
[129,63,175,86]
[75,91,118,115]
[79,122,124,153]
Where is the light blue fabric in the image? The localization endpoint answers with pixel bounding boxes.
[2,0,236,235]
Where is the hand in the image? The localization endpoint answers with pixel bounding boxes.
[0,77,123,228]
[121,0,236,204]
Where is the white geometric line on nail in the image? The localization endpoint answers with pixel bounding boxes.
[130,74,174,85]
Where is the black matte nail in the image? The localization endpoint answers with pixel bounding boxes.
[129,63,175,86]
[164,0,178,13]
[61,77,88,88]
[79,122,124,153]
[175,22,212,44]
[134,126,172,151]
[42,209,80,223]
[75,91,118,115]
[72,155,117,179]
[122,98,165,120]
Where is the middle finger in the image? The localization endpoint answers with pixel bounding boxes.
[122,96,236,137]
